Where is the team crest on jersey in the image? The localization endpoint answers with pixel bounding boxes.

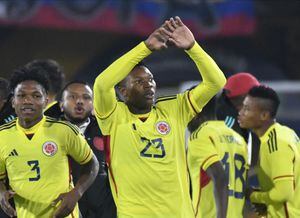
[156,121,170,135]
[42,141,58,156]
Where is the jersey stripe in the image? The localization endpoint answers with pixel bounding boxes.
[0,121,16,131]
[46,120,79,135]
[155,95,177,103]
[95,102,118,120]
[273,175,294,181]
[187,91,198,114]
[267,129,278,153]
[80,149,92,164]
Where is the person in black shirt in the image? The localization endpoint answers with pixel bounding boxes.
[60,81,116,218]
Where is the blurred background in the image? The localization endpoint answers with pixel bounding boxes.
[0,0,299,133]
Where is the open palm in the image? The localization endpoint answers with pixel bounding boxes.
[169,17,195,50]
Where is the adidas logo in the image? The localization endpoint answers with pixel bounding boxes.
[8,149,18,156]
[4,115,15,124]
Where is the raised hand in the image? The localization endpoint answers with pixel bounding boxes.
[144,22,173,51]
[0,190,16,217]
[168,16,195,50]
[52,189,81,218]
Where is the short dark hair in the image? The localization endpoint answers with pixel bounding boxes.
[59,80,92,101]
[187,95,216,133]
[10,67,50,93]
[248,85,280,118]
[0,77,10,99]
[25,59,65,95]
[116,61,149,88]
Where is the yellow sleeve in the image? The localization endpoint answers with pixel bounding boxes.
[250,180,294,204]
[186,42,226,112]
[93,42,152,119]
[189,126,221,171]
[269,140,295,181]
[0,159,6,180]
[66,130,94,165]
[251,139,295,204]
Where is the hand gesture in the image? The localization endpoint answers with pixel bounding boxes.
[144,22,173,51]
[0,190,16,217]
[52,189,81,218]
[251,203,267,216]
[167,16,195,50]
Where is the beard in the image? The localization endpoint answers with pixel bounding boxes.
[64,109,91,125]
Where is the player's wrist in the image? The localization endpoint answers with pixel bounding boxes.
[71,188,82,201]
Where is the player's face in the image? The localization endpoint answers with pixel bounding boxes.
[12,80,47,125]
[61,83,93,125]
[238,96,264,130]
[123,66,156,112]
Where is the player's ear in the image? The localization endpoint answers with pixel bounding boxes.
[59,101,64,112]
[119,86,127,99]
[260,110,270,121]
[11,96,15,109]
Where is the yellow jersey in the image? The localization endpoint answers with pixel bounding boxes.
[0,116,93,218]
[94,41,226,218]
[188,121,248,218]
[254,123,300,217]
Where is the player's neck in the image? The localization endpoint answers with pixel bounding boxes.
[127,105,152,115]
[254,119,275,137]
[18,115,44,129]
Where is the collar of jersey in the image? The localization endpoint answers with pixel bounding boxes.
[259,122,278,141]
[16,116,46,134]
[44,100,58,112]
[132,111,151,119]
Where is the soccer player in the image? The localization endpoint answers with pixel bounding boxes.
[0,77,16,125]
[238,85,300,217]
[216,72,260,165]
[60,81,116,218]
[25,59,66,118]
[188,97,248,218]
[0,67,99,218]
[93,16,226,217]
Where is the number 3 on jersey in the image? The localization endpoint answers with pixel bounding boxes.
[221,152,246,199]
[140,137,166,158]
[27,160,41,181]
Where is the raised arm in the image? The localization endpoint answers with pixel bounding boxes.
[93,22,173,119]
[167,16,226,112]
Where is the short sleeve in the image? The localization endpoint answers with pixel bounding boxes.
[189,126,220,171]
[65,130,93,165]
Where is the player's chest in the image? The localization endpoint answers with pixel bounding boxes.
[114,116,183,161]
[2,132,65,162]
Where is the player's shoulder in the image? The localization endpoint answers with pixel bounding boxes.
[190,121,218,141]
[264,123,296,154]
[155,94,178,105]
[45,116,80,135]
[268,123,294,143]
[0,119,17,134]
